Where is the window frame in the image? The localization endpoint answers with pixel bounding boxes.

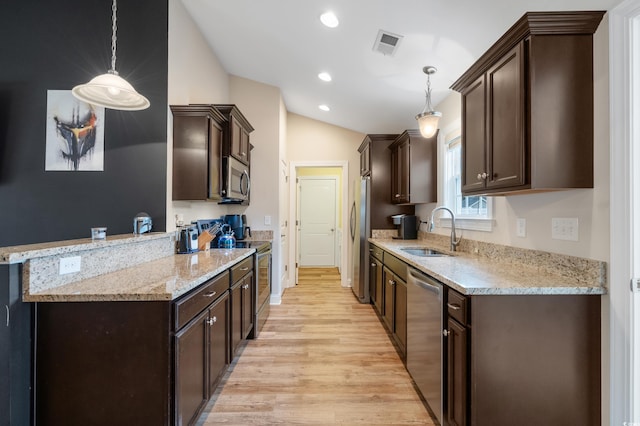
[442,133,494,232]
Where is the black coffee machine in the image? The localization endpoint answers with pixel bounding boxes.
[223,214,251,240]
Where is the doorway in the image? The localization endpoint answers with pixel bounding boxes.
[288,161,349,288]
[297,176,337,267]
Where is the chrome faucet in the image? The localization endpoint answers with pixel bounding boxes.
[428,206,461,251]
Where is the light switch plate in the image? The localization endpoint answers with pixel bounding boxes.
[516,218,526,237]
[59,256,81,275]
[551,217,579,241]
[264,215,271,225]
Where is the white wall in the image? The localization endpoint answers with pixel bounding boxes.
[227,76,287,300]
[167,0,231,230]
[416,19,610,263]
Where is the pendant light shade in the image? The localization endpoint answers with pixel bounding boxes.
[415,66,441,138]
[72,0,149,111]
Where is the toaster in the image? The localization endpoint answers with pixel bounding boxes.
[176,226,199,254]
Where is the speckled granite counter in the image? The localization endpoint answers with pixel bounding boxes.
[370,238,606,296]
[24,248,254,302]
[0,232,257,302]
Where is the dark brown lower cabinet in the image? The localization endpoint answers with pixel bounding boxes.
[369,254,383,314]
[446,317,468,426]
[175,308,209,426]
[381,265,407,359]
[443,293,601,426]
[230,279,243,358]
[34,267,256,426]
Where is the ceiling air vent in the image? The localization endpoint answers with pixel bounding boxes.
[373,30,403,56]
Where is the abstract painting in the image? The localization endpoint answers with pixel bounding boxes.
[45,90,105,171]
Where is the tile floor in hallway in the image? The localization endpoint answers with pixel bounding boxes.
[196,267,437,425]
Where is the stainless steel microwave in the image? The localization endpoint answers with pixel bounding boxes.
[221,156,250,203]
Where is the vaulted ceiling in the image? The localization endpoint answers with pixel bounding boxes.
[183,0,619,134]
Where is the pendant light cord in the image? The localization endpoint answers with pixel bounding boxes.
[110,0,118,74]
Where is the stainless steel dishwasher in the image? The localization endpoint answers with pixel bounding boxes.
[406,267,443,424]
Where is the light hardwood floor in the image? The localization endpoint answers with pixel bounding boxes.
[197,267,436,425]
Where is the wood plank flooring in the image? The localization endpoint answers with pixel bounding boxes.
[197,267,436,425]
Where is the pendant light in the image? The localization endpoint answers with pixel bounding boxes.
[72,0,150,111]
[415,66,441,138]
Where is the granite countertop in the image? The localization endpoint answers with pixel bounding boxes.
[370,239,606,296]
[23,248,254,302]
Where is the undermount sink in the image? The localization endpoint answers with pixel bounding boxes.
[400,247,449,257]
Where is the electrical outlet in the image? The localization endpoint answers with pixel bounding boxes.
[264,215,271,225]
[551,218,579,241]
[59,256,81,275]
[516,218,526,237]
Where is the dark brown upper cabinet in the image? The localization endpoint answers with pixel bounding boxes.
[214,104,254,166]
[388,130,437,205]
[358,134,414,229]
[170,105,225,201]
[451,11,605,196]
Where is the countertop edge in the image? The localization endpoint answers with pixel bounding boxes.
[370,238,606,296]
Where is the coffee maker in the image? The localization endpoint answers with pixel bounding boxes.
[391,214,418,239]
[223,214,251,240]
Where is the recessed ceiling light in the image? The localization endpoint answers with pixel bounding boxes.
[318,72,332,82]
[318,104,330,112]
[320,11,339,28]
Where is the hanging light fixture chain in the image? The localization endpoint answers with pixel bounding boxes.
[426,73,433,111]
[110,0,118,73]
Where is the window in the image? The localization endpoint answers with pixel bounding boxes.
[444,136,493,231]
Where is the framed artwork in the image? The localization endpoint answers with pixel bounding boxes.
[45,90,105,171]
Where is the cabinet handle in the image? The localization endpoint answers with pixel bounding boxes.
[443,329,449,337]
[241,152,246,156]
[203,291,217,298]
[371,263,377,267]
[395,194,400,198]
[447,303,462,311]
[389,279,396,286]
[240,267,249,271]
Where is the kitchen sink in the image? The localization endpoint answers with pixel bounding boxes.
[400,247,449,257]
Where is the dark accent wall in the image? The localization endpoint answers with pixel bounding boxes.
[0,0,168,247]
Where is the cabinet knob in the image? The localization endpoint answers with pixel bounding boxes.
[389,279,396,286]
[481,172,488,179]
[477,172,488,180]
[443,329,449,337]
[207,317,217,326]
[243,284,249,290]
[371,263,376,267]
[395,194,400,198]
[477,173,482,180]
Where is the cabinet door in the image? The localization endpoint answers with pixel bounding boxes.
[447,318,468,426]
[461,75,487,194]
[230,281,243,359]
[382,267,395,331]
[391,140,410,204]
[394,277,407,356]
[175,309,208,426]
[173,115,209,200]
[369,255,383,313]
[208,293,229,394]
[486,43,525,190]
[241,272,254,339]
[360,143,371,176]
[207,118,223,200]
[230,116,250,164]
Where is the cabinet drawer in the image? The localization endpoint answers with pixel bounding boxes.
[231,256,253,282]
[174,271,229,331]
[383,252,407,282]
[447,289,468,326]
[370,244,383,261]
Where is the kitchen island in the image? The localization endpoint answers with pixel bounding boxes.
[1,233,260,426]
[369,237,604,426]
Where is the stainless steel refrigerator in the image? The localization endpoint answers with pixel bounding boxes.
[350,176,370,303]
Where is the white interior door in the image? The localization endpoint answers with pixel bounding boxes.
[298,177,336,267]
